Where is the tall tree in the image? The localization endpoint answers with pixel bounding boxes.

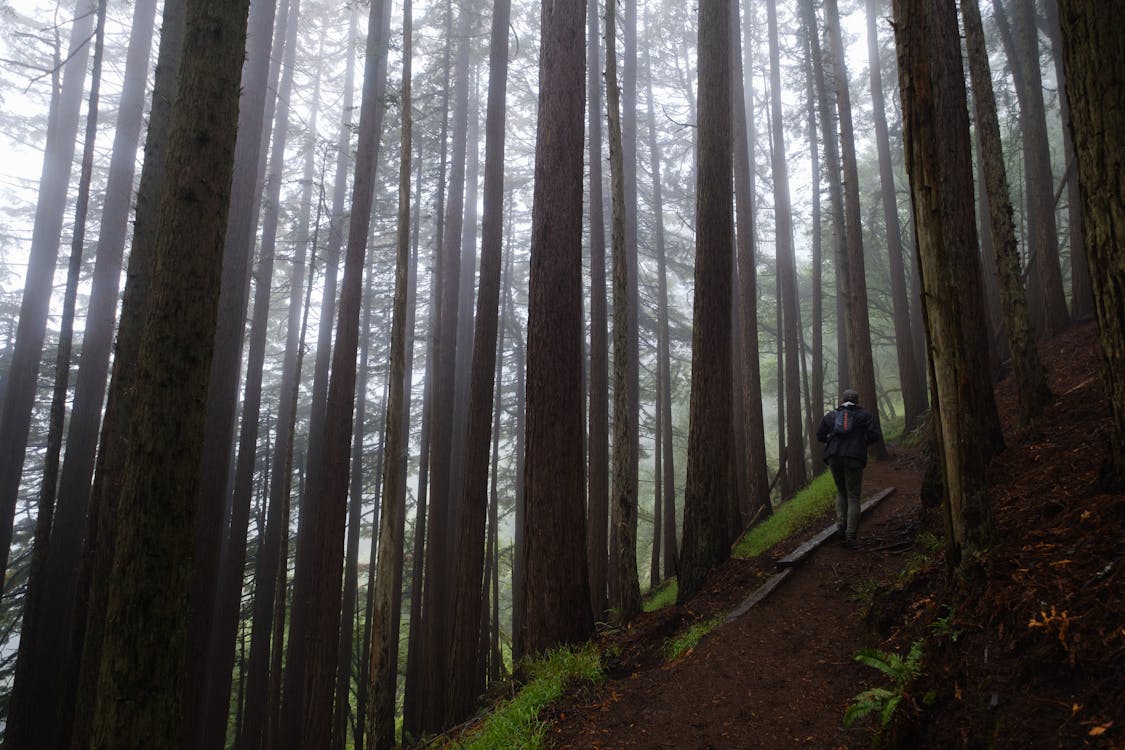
[961,0,1052,427]
[798,0,848,401]
[802,15,826,473]
[63,2,187,743]
[643,18,682,578]
[1002,0,1070,337]
[520,0,595,655]
[892,0,1004,569]
[865,0,926,427]
[678,0,733,603]
[766,0,807,497]
[186,0,283,697]
[238,8,359,748]
[28,1,160,732]
[606,0,642,623]
[733,2,771,519]
[1055,0,1125,489]
[87,0,252,742]
[449,0,513,722]
[365,38,415,735]
[0,0,95,590]
[419,0,474,728]
[4,1,107,744]
[282,0,393,740]
[1041,0,1091,322]
[824,0,885,456]
[585,0,610,622]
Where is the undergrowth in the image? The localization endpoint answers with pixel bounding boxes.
[663,614,724,660]
[731,471,838,559]
[448,644,603,750]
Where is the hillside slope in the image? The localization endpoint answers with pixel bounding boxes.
[546,321,1121,749]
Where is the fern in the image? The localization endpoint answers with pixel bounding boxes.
[844,642,923,728]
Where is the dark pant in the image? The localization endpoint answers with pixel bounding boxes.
[828,456,864,541]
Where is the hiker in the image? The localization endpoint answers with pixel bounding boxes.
[816,388,881,548]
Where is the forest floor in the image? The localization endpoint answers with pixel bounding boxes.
[543,321,1122,749]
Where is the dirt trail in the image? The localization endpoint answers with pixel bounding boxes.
[547,452,926,750]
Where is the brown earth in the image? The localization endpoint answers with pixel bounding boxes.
[543,321,1122,750]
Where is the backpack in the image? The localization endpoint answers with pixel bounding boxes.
[833,407,854,435]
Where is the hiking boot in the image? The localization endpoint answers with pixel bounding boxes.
[845,538,858,549]
[835,528,847,541]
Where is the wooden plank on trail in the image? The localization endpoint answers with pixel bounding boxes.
[725,569,792,622]
[723,487,896,623]
[774,486,896,569]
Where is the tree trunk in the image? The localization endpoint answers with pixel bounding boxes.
[766,0,807,497]
[282,0,392,740]
[732,2,772,519]
[1042,0,1091,323]
[892,0,1005,569]
[606,0,642,624]
[0,0,95,591]
[799,0,848,405]
[419,0,472,727]
[187,0,285,715]
[448,0,512,723]
[510,297,528,661]
[1054,0,1125,488]
[824,0,886,458]
[865,0,926,428]
[89,0,251,742]
[29,1,158,736]
[5,2,107,744]
[63,2,186,743]
[521,0,595,655]
[678,0,733,603]
[585,0,610,622]
[962,0,1052,427]
[802,17,826,472]
[334,281,383,750]
[1009,0,1070,337]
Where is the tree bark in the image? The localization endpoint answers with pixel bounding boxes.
[63,2,186,743]
[1054,0,1125,489]
[678,0,733,603]
[89,0,251,742]
[865,0,926,428]
[766,0,807,497]
[892,0,1005,569]
[733,2,772,518]
[448,0,512,723]
[29,2,158,736]
[607,0,642,624]
[585,0,610,622]
[962,0,1052,427]
[521,0,594,655]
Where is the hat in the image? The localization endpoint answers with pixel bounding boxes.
[841,389,860,404]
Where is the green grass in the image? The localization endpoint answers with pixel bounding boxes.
[643,578,678,612]
[663,614,724,660]
[731,471,839,559]
[450,644,603,750]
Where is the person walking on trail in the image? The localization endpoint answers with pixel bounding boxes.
[817,388,881,548]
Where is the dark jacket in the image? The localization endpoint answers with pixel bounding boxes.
[816,404,881,466]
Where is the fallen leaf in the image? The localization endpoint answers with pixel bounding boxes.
[1089,723,1111,737]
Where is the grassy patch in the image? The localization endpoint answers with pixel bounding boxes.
[663,614,724,660]
[450,644,603,750]
[644,578,678,612]
[731,471,838,559]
